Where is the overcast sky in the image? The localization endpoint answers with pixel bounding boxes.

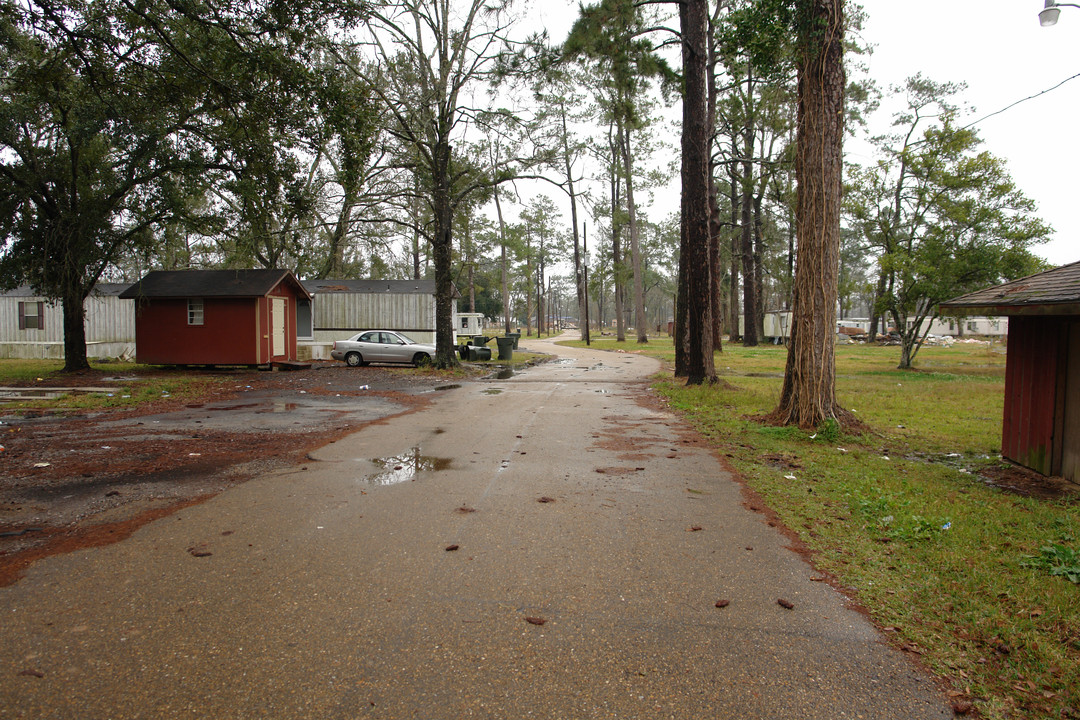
[532,0,1078,268]
[852,0,1078,267]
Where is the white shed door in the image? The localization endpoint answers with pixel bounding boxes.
[272,297,286,357]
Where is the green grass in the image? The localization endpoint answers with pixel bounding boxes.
[0,359,230,413]
[561,334,1078,720]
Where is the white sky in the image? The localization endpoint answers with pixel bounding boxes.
[852,0,1079,267]
[528,0,1078,269]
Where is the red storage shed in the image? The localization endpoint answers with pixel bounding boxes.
[941,261,1080,483]
[120,269,311,367]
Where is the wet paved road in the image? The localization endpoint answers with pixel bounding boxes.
[0,336,952,719]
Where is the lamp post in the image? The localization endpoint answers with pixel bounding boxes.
[1040,0,1080,26]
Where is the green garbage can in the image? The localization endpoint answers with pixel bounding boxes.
[467,346,492,361]
[495,336,514,360]
[507,332,521,349]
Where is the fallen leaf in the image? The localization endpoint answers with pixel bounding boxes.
[777,598,795,610]
[19,669,44,678]
[525,616,546,626]
[688,526,703,532]
[187,545,212,558]
[714,599,730,609]
[456,506,477,514]
[538,497,555,503]
[445,544,460,552]
[952,700,974,715]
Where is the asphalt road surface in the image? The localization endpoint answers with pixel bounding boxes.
[0,336,952,719]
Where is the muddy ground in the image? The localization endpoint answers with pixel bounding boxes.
[0,362,467,585]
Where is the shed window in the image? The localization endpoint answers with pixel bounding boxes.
[188,299,204,326]
[461,317,468,329]
[18,301,44,330]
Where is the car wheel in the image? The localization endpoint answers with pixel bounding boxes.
[345,351,364,367]
[413,352,432,368]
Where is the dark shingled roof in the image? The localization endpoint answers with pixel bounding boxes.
[120,270,309,300]
[940,260,1080,316]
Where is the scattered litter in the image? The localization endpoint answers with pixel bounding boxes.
[959,468,971,474]
[809,433,817,440]
[299,390,307,394]
[946,452,961,458]
[524,616,546,626]
[837,448,847,453]
[188,453,201,457]
[942,522,952,531]
[897,424,905,429]
[187,544,212,558]
[316,526,324,530]
[32,462,50,468]
[881,455,891,461]
[101,446,112,450]
[784,474,797,480]
[358,385,370,390]
[777,598,795,610]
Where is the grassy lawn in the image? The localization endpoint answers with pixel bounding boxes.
[562,334,1078,720]
[0,359,240,413]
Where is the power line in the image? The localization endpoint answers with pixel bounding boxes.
[959,70,1080,132]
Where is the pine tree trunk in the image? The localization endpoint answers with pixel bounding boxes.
[678,0,714,384]
[775,0,845,426]
[622,128,648,344]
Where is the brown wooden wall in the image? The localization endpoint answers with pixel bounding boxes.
[1002,316,1078,481]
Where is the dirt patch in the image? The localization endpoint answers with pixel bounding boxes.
[977,462,1079,502]
[0,362,458,585]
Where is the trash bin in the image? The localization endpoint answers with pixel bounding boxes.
[467,346,491,361]
[471,336,490,347]
[495,336,514,360]
[507,332,521,349]
[458,344,470,360]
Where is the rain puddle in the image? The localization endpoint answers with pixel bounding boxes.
[552,358,577,366]
[494,367,514,380]
[363,447,452,485]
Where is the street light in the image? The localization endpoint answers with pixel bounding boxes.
[1040,0,1080,26]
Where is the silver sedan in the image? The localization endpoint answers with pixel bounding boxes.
[330,330,436,367]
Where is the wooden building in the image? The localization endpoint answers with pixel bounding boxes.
[121,269,310,367]
[0,285,135,360]
[941,261,1080,482]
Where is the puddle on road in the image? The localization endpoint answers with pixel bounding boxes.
[483,388,503,395]
[494,367,514,380]
[552,358,577,366]
[363,446,452,485]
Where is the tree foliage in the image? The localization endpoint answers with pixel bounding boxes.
[847,75,1051,368]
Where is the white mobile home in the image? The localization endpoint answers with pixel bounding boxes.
[299,279,461,360]
[0,285,135,360]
